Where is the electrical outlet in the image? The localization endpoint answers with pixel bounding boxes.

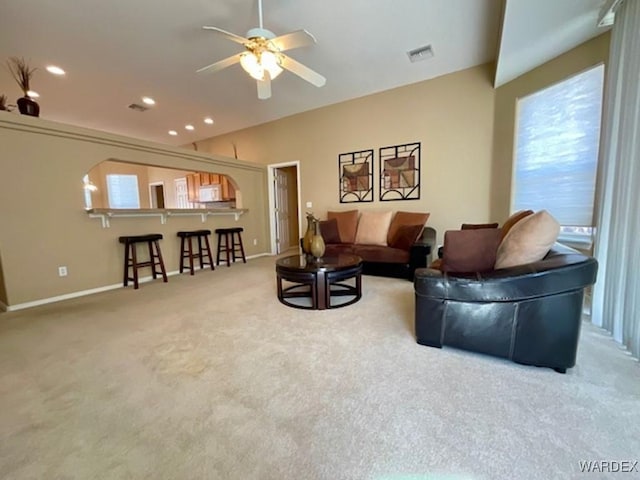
[58,266,68,277]
[253,238,258,246]
[306,201,313,208]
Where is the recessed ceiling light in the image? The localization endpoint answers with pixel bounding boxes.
[27,90,40,98]
[204,117,214,125]
[168,130,178,136]
[46,65,66,75]
[141,96,155,105]
[185,124,195,131]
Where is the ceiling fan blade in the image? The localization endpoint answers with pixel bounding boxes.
[257,75,271,100]
[280,55,326,88]
[202,26,248,45]
[196,53,243,74]
[271,29,317,51]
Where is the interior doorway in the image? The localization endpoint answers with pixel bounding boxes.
[149,182,165,208]
[268,161,301,255]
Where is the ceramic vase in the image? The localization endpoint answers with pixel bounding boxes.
[17,96,39,117]
[303,213,315,254]
[310,219,325,260]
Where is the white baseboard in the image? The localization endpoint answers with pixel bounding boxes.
[1,253,271,312]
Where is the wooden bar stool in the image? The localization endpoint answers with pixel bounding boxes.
[215,227,246,267]
[118,234,168,289]
[177,230,215,275]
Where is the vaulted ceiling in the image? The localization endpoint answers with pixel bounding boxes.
[0,0,610,146]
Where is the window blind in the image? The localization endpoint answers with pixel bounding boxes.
[513,64,604,226]
[107,174,140,209]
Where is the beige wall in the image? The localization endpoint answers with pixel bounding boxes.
[195,64,498,245]
[491,32,610,222]
[0,115,268,308]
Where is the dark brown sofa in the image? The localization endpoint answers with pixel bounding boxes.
[320,210,435,280]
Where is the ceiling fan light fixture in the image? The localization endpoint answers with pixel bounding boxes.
[240,52,265,80]
[261,51,283,79]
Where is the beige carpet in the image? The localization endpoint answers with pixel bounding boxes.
[0,256,639,480]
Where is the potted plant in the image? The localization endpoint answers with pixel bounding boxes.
[7,56,39,117]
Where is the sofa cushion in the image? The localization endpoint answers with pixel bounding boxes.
[387,211,430,245]
[354,210,393,245]
[328,210,359,244]
[500,209,534,241]
[495,210,560,269]
[442,228,502,273]
[319,218,341,244]
[324,243,355,257]
[353,245,410,264]
[461,222,499,230]
[390,224,424,251]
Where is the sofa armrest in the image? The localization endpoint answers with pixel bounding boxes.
[415,243,598,303]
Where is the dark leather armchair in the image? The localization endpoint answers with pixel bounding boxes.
[414,243,598,373]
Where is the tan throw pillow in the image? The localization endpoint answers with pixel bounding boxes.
[387,211,430,245]
[500,209,534,241]
[355,211,393,245]
[442,228,502,273]
[327,210,359,244]
[495,210,560,269]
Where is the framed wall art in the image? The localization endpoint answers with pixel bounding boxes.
[338,149,374,203]
[379,142,421,201]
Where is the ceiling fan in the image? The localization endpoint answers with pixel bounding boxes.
[196,0,326,100]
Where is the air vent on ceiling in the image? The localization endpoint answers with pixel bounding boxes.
[407,44,434,63]
[128,103,149,112]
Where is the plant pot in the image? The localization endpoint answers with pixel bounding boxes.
[17,96,39,117]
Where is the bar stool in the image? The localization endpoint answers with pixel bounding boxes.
[177,230,215,275]
[215,227,246,267]
[118,234,168,289]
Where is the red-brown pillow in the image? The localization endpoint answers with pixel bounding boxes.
[390,224,424,251]
[319,218,341,244]
[327,210,359,244]
[442,228,502,273]
[387,211,430,245]
[461,222,499,230]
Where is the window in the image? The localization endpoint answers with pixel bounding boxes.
[106,174,140,209]
[513,65,604,244]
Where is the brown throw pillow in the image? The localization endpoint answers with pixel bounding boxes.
[328,210,359,244]
[500,209,534,241]
[387,211,430,245]
[461,222,499,230]
[319,218,341,244]
[390,224,424,250]
[495,210,560,269]
[442,228,502,273]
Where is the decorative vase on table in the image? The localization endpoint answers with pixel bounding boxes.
[303,212,315,255]
[17,96,39,117]
[310,218,326,260]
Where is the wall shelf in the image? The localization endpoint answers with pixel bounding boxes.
[87,208,247,228]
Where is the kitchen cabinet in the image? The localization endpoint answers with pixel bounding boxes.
[186,172,235,202]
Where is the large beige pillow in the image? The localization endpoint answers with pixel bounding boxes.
[495,210,560,269]
[355,211,393,245]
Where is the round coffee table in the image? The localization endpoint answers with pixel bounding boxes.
[276,254,363,310]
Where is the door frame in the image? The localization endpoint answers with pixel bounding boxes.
[148,181,165,208]
[267,161,302,255]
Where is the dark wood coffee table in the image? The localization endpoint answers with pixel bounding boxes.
[276,254,363,310]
